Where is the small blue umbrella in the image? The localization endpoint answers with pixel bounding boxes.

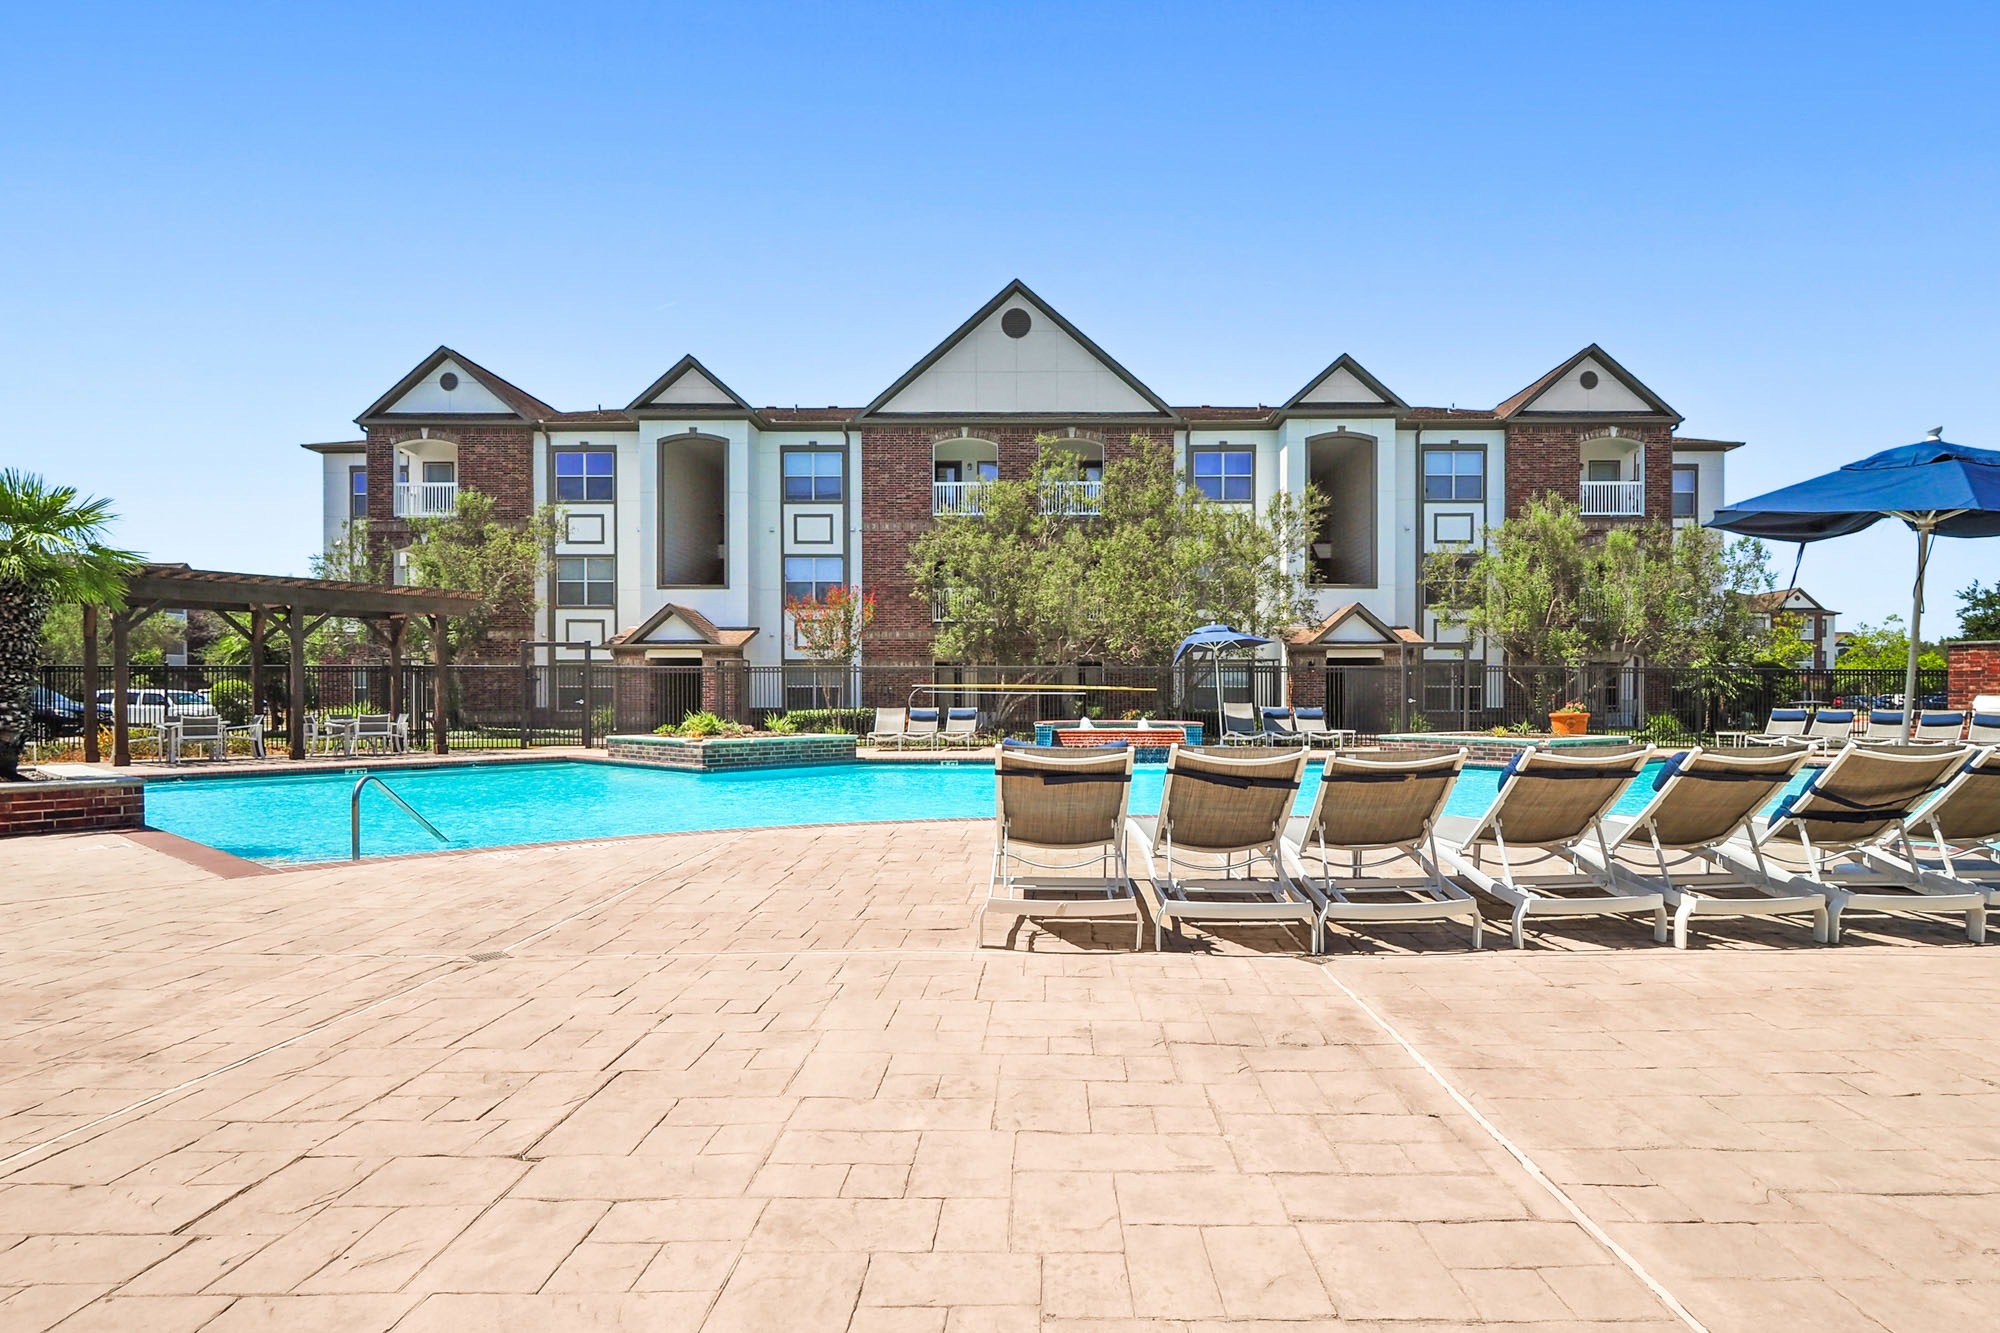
[1709,430,2000,736]
[1175,624,1273,740]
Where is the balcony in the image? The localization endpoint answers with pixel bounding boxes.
[1579,480,1644,517]
[1039,479,1102,517]
[933,481,989,516]
[392,480,458,518]
[932,587,977,623]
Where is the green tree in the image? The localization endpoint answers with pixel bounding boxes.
[40,602,184,664]
[1834,615,1946,670]
[909,437,1321,664]
[402,489,564,658]
[1956,579,2000,640]
[2,471,139,778]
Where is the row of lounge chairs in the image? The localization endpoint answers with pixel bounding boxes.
[866,706,985,748]
[1749,706,2000,748]
[1218,703,1356,747]
[979,738,2000,952]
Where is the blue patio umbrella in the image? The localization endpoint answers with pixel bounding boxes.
[1708,430,2000,738]
[1175,624,1273,740]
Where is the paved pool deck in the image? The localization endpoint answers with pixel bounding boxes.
[1,821,1996,1331]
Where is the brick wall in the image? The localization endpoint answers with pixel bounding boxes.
[1947,641,2000,709]
[603,734,857,771]
[0,779,145,837]
[861,425,1173,658]
[1503,423,1675,521]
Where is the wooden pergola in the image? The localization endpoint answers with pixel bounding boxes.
[81,565,484,766]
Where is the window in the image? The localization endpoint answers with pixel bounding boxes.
[1191,448,1254,502]
[555,556,615,607]
[1585,459,1622,483]
[783,451,843,502]
[348,466,367,520]
[935,459,997,483]
[554,450,615,502]
[1672,465,1699,518]
[1422,449,1483,502]
[422,460,456,485]
[783,556,844,602]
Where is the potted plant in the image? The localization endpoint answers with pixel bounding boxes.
[1548,700,1590,737]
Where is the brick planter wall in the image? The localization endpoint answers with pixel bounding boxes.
[1947,641,2000,709]
[603,733,857,772]
[1369,735,1634,764]
[0,778,145,837]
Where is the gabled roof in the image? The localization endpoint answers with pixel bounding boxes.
[1282,354,1408,412]
[858,279,1175,419]
[1745,587,1835,615]
[626,355,753,415]
[357,346,558,424]
[1494,344,1680,422]
[1285,602,1425,647]
[608,602,758,651]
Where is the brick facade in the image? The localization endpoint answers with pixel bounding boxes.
[1503,422,1675,522]
[603,733,857,771]
[1946,641,2000,709]
[0,779,145,838]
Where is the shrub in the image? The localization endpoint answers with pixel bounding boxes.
[209,679,253,725]
[765,713,800,734]
[591,705,615,738]
[678,711,725,737]
[775,707,872,735]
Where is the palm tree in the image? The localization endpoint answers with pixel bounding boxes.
[0,471,138,779]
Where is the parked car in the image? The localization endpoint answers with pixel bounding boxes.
[30,687,85,739]
[93,689,217,725]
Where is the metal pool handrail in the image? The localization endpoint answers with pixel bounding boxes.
[351,774,448,861]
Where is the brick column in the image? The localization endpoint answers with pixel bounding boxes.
[1946,641,2000,709]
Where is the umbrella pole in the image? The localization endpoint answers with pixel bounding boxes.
[1903,522,1935,741]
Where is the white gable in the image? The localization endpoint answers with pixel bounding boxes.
[1519,357,1652,413]
[1324,614,1395,643]
[649,368,736,406]
[381,358,513,415]
[641,613,708,643]
[879,299,1159,414]
[1297,365,1386,406]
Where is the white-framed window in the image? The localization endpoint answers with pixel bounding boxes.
[554,450,615,502]
[348,465,367,519]
[1422,449,1483,502]
[783,556,844,602]
[1191,448,1254,502]
[555,556,615,607]
[1585,458,1622,483]
[783,450,843,502]
[1672,465,1699,518]
[422,460,456,485]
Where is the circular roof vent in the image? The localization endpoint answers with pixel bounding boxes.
[1578,370,1599,390]
[1000,308,1032,339]
[439,371,459,391]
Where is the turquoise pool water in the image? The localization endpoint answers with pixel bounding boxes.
[142,757,1808,866]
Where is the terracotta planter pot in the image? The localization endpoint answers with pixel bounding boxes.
[1548,711,1590,737]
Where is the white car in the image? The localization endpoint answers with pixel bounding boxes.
[94,689,218,726]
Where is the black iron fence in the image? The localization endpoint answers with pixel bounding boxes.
[33,658,1953,754]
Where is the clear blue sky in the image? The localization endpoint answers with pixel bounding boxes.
[4,2,1995,630]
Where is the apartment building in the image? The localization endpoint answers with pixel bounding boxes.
[305,280,1740,680]
[1747,588,1841,670]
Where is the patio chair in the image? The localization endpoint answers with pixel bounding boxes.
[1217,701,1268,746]
[1290,707,1352,749]
[1914,711,1966,743]
[1711,743,1984,943]
[390,713,411,753]
[165,713,228,764]
[1127,745,1315,950]
[1260,707,1306,746]
[1746,708,1812,745]
[904,708,941,748]
[1795,707,1859,751]
[225,717,266,759]
[1856,746,2000,910]
[352,714,397,754]
[866,707,909,747]
[1436,744,1664,948]
[1965,711,2000,744]
[1568,746,1826,948]
[981,742,1141,949]
[1281,747,1483,950]
[940,707,983,747]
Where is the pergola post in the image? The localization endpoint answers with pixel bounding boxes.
[111,611,131,767]
[286,609,307,760]
[249,608,267,728]
[431,613,448,755]
[81,605,100,764]
[387,616,406,723]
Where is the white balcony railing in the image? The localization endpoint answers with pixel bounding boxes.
[1579,480,1644,517]
[393,480,459,518]
[932,587,974,623]
[933,480,989,516]
[1039,479,1102,516]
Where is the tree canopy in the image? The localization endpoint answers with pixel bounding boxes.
[403,491,563,657]
[907,436,1321,663]
[1833,615,1946,670]
[1955,579,2000,640]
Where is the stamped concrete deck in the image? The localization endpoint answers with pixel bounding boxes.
[1,820,1996,1331]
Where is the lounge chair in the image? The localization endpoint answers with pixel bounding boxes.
[1965,711,2000,744]
[981,742,1141,949]
[1569,746,1826,948]
[1859,746,2000,908]
[1127,745,1315,950]
[1290,707,1352,749]
[940,707,983,747]
[1855,709,1906,743]
[1711,743,1984,943]
[1281,748,1483,949]
[866,707,909,747]
[1217,701,1267,746]
[1914,711,1966,743]
[904,708,942,747]
[1746,708,1812,745]
[1436,744,1664,948]
[165,713,228,763]
[1260,707,1306,746]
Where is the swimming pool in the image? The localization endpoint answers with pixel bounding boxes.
[142,756,1813,866]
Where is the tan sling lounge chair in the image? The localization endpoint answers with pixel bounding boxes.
[1437,744,1663,948]
[1854,745,2000,911]
[1282,748,1483,950]
[1128,746,1313,950]
[981,742,1142,949]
